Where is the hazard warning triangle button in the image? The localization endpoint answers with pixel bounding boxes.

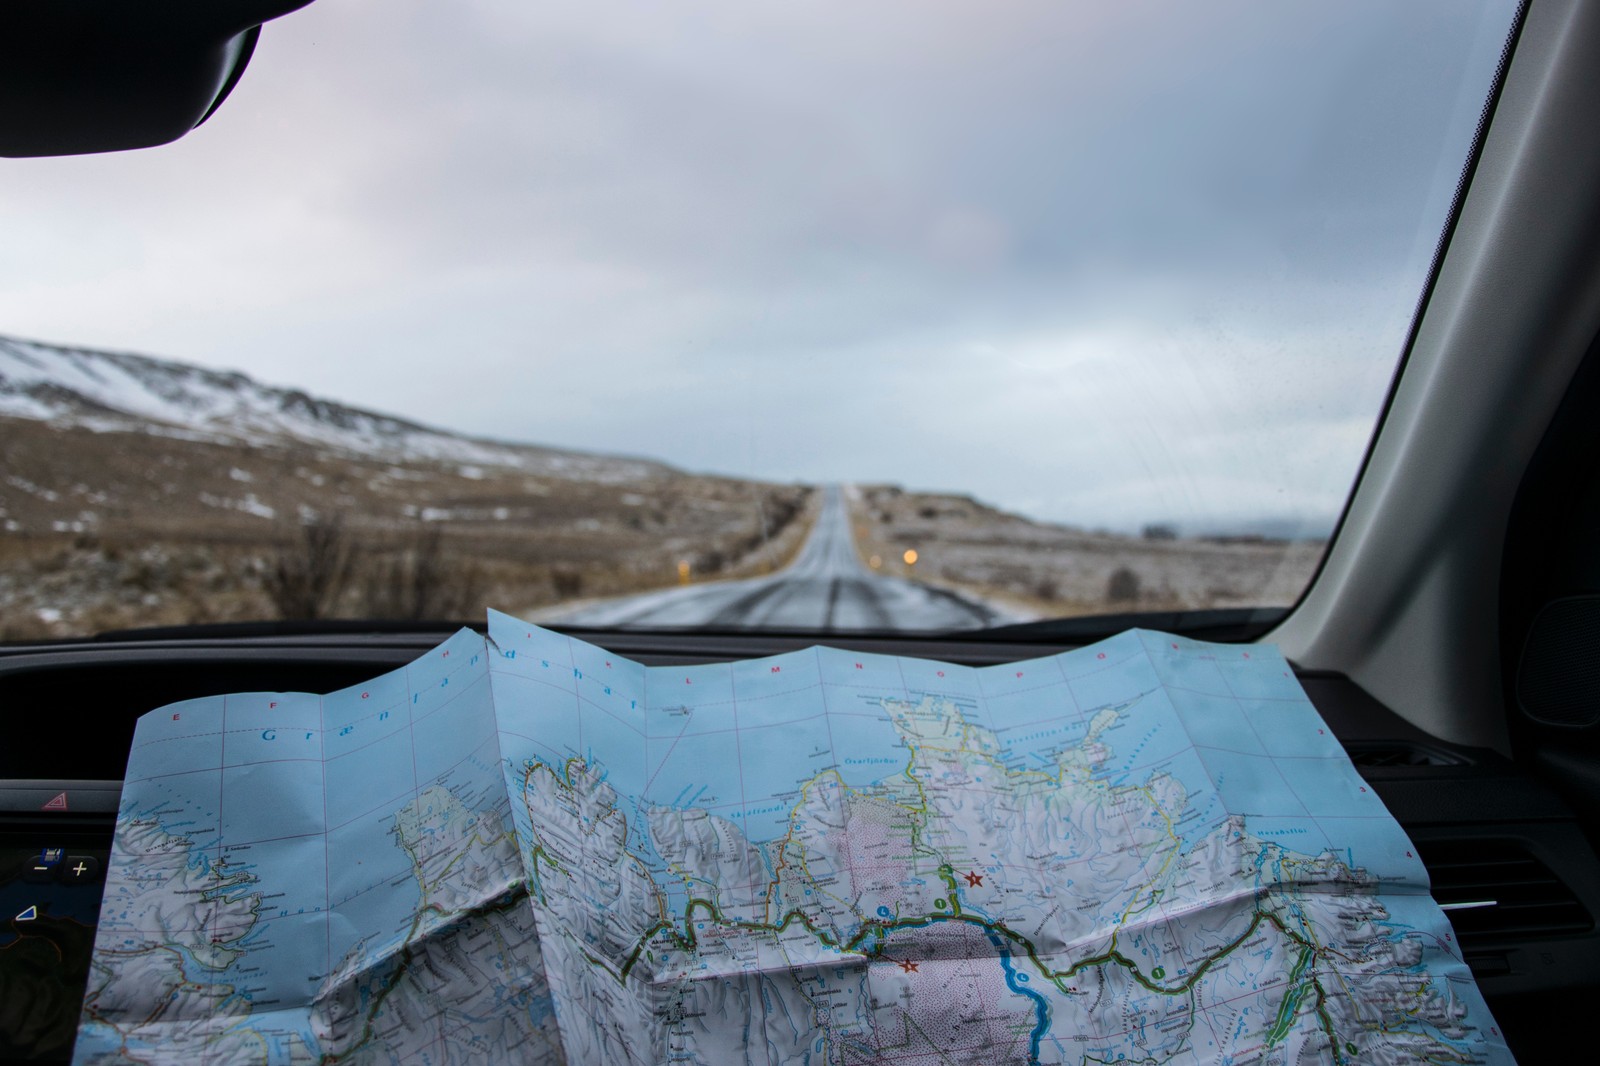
[40,792,68,811]
[15,905,37,922]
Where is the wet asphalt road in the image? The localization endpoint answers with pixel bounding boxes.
[553,486,1004,631]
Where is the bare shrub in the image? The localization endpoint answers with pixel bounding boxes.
[549,567,584,601]
[1105,566,1142,604]
[755,489,809,545]
[359,527,485,620]
[266,515,354,620]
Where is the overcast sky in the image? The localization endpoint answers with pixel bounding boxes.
[0,0,1519,532]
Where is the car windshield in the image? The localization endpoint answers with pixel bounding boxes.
[0,0,1523,639]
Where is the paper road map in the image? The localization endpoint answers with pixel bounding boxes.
[76,610,1512,1065]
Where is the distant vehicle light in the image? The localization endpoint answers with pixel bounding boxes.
[902,550,918,567]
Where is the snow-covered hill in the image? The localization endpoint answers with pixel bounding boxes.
[0,334,666,481]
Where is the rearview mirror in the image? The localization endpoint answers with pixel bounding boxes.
[0,0,316,157]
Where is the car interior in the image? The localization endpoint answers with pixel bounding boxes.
[4,0,1600,1062]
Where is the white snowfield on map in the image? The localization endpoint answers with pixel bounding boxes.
[79,614,1512,1065]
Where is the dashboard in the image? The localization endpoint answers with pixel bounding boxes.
[1,627,1596,1062]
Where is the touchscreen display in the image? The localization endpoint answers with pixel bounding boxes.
[0,828,112,1063]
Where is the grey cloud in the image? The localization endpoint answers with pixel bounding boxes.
[0,0,1520,533]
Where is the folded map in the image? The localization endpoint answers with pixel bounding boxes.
[73,610,1512,1064]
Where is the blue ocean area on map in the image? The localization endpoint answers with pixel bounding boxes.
[75,611,1514,1065]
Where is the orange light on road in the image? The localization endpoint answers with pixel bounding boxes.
[677,560,692,585]
[902,549,919,567]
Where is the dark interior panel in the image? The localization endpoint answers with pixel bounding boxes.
[1501,327,1600,842]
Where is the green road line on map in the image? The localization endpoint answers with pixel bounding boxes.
[936,865,963,916]
[1265,946,1315,1046]
[1313,978,1348,1065]
[615,888,1318,1015]
[527,756,1336,1016]
[526,744,1353,1054]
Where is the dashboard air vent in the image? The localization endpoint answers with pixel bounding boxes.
[1416,839,1592,943]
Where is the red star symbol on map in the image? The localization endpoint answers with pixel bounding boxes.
[964,871,984,887]
[898,960,919,973]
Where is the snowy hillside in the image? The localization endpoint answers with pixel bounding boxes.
[0,334,666,481]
